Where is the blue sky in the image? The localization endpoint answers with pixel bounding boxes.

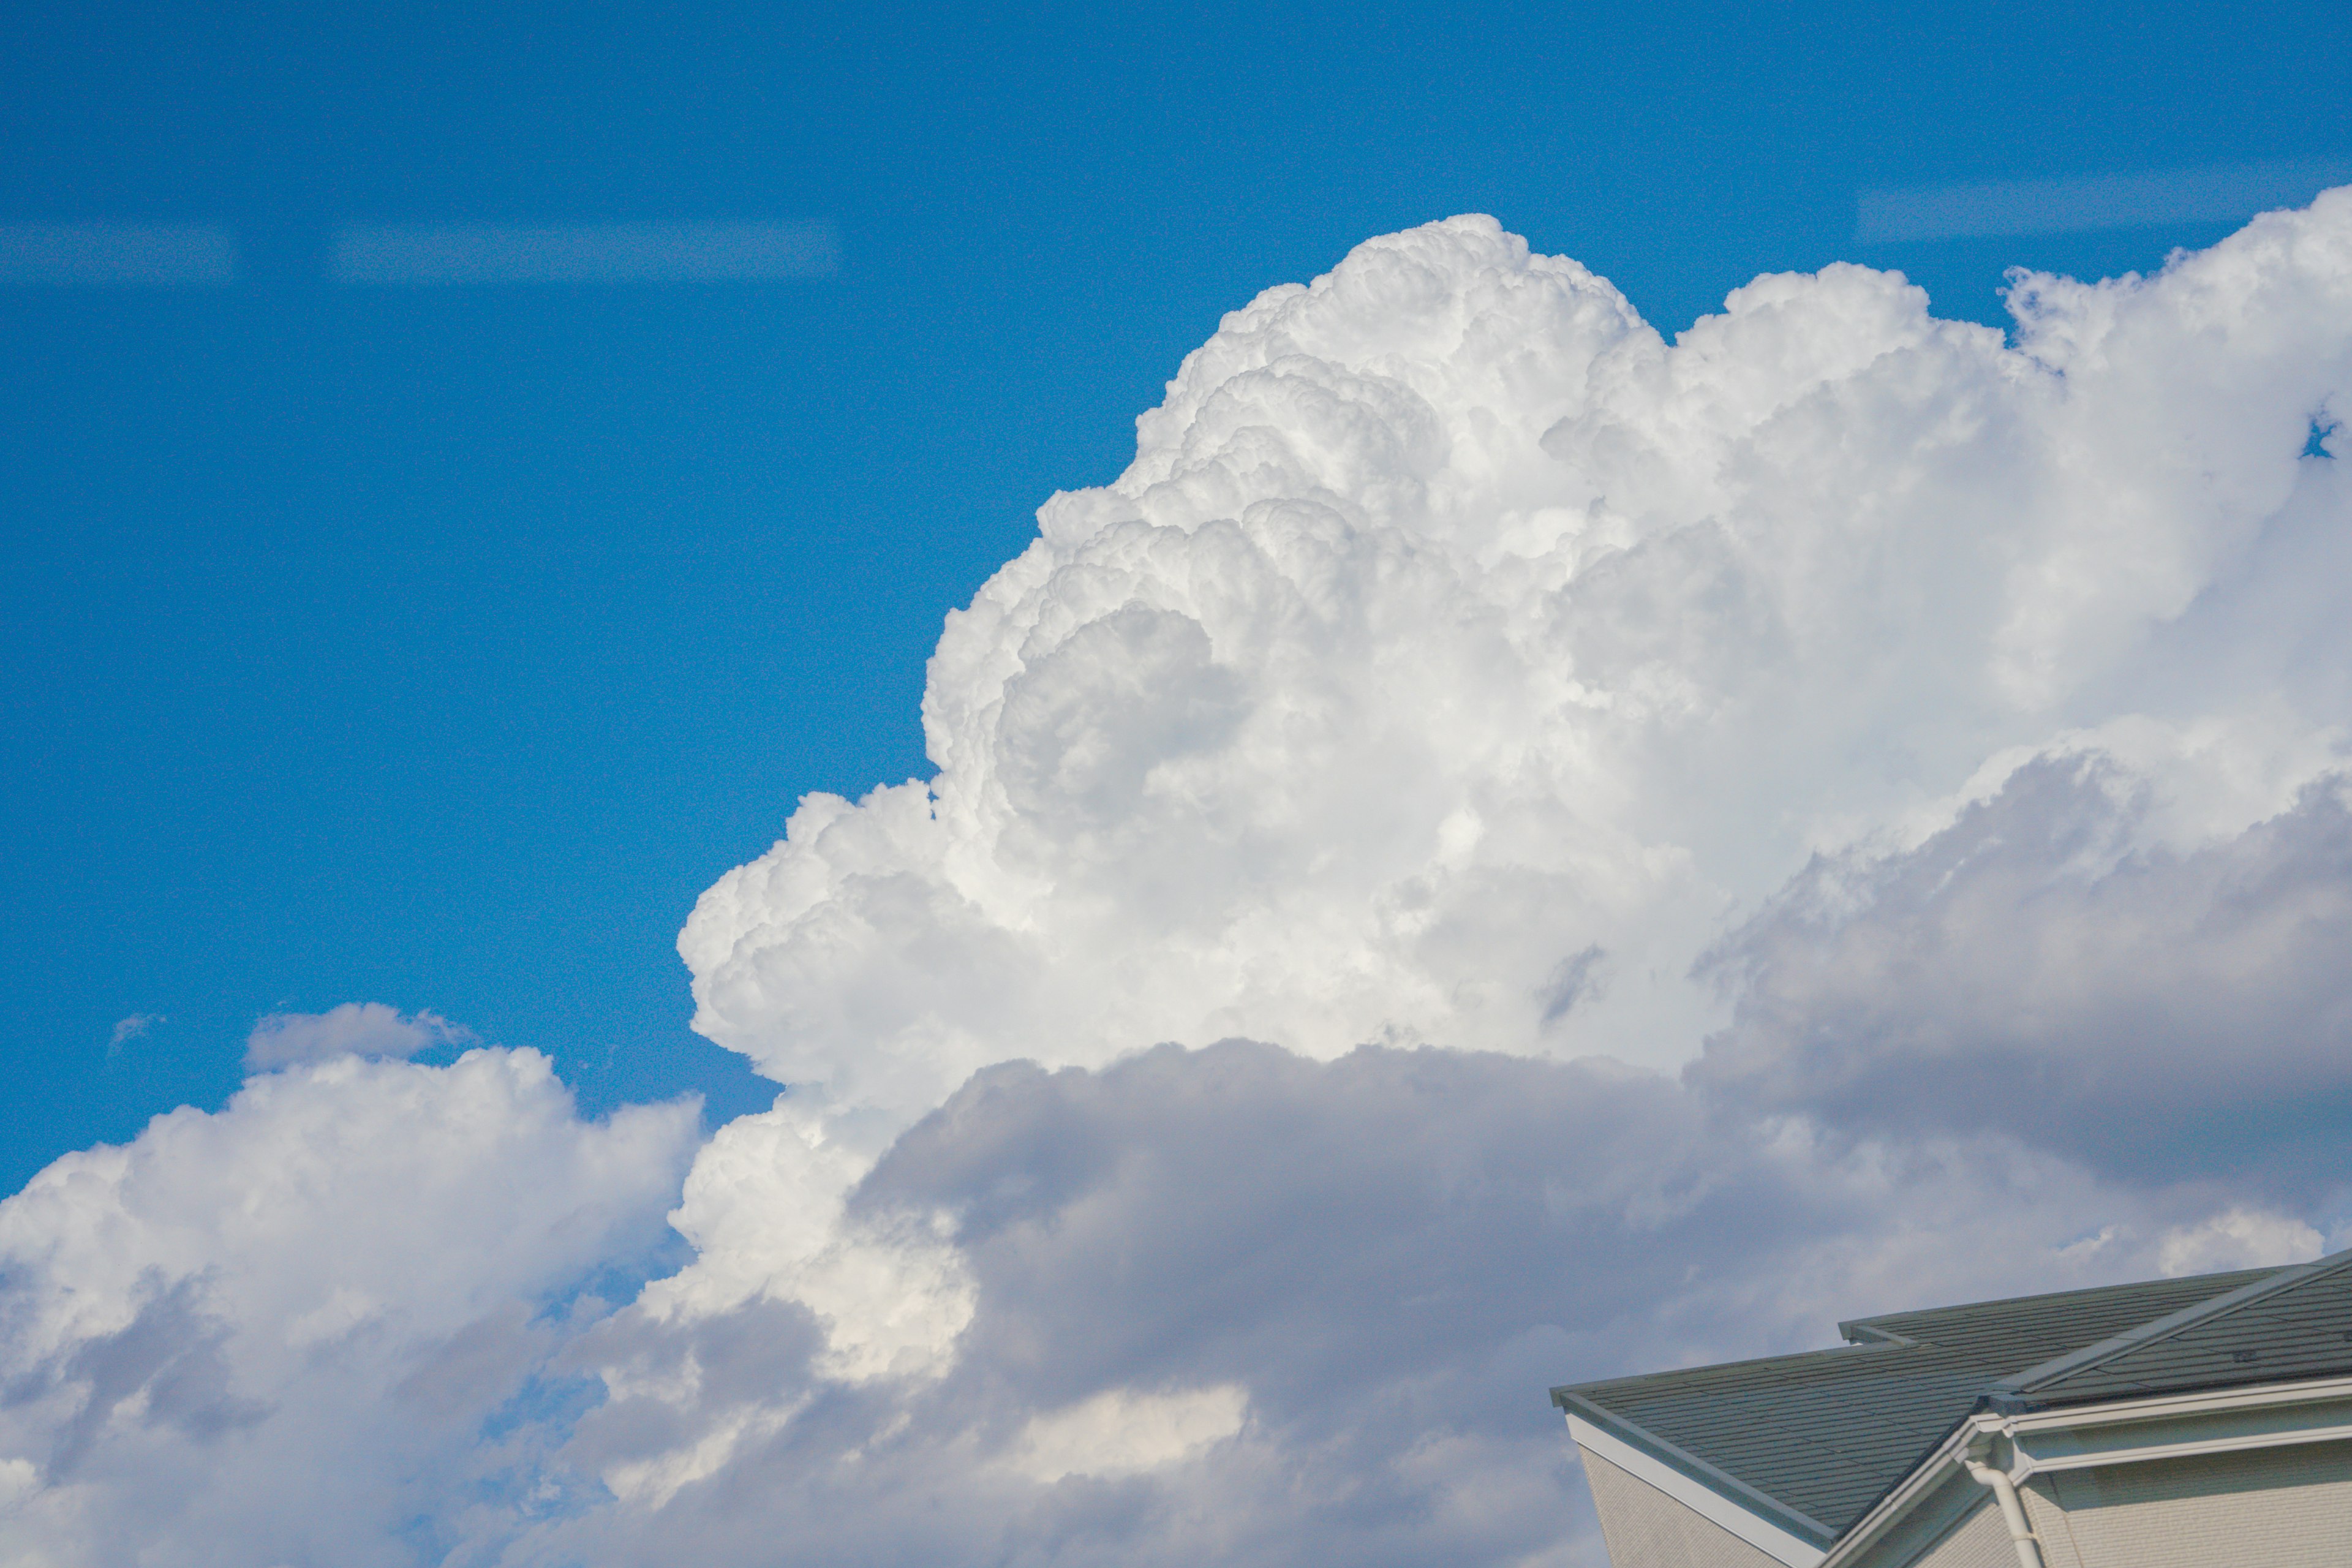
[8,0,2344,1191]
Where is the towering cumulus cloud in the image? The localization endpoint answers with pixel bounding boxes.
[685,205,2351,1110]
[5,197,2351,1566]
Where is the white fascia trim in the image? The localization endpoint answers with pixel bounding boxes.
[2005,1373,2352,1434]
[1567,1413,1827,1568]
[2018,1419,2352,1476]
[2008,1376,2352,1479]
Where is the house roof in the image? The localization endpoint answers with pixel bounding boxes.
[1551,1248,2352,1547]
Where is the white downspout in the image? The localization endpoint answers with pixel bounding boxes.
[1962,1455,2045,1568]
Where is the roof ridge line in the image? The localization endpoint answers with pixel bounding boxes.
[1837,1264,2273,1343]
[1553,1392,1839,1545]
[1553,1334,1914,1392]
[1997,1245,2352,1398]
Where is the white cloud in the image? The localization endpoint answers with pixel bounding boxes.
[669,190,2352,1386]
[635,1099,976,1384]
[2157,1209,2326,1277]
[1008,1384,1249,1483]
[1695,759,2352,1188]
[107,1014,161,1053]
[526,1042,2288,1568]
[329,221,837,285]
[0,1046,698,1566]
[685,193,2352,1141]
[244,1001,472,1070]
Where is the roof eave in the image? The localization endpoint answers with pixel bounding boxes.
[1555,1391,1839,1550]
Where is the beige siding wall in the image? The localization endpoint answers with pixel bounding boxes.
[1902,1500,2020,1568]
[1580,1438,2352,1568]
[2019,1477,2081,1568]
[1850,1483,2013,1568]
[2038,1439,2352,1568]
[1577,1446,1789,1568]
[1855,1439,2352,1568]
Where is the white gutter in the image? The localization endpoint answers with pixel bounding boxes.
[1961,1455,2044,1568]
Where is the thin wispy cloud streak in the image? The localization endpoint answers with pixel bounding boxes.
[329,220,839,284]
[1856,158,2352,243]
[0,223,238,286]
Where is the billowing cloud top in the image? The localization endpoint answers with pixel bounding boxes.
[6,198,2351,1567]
[682,204,2351,1131]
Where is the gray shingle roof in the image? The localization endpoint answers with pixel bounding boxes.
[2002,1248,2352,1406]
[1551,1251,2352,1543]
